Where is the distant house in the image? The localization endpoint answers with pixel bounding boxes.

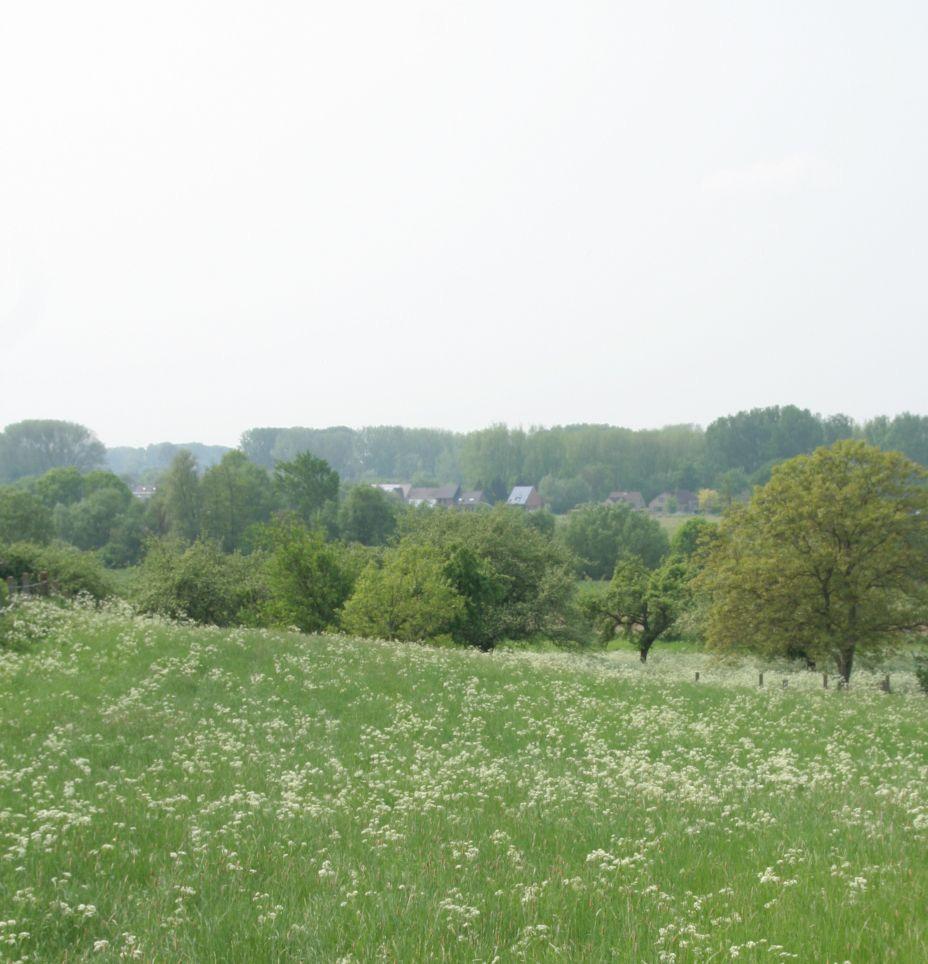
[605,490,645,510]
[459,489,489,510]
[506,485,544,510]
[372,483,412,501]
[648,489,699,514]
[407,483,462,508]
[131,485,157,500]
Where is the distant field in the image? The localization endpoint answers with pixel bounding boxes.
[655,512,721,537]
[1,601,926,961]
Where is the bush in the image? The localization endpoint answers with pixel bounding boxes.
[134,539,267,626]
[915,655,928,696]
[398,505,579,647]
[0,541,112,599]
[262,520,359,632]
[340,543,464,642]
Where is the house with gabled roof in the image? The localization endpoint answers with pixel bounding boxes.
[407,483,462,507]
[648,489,699,514]
[605,490,645,510]
[506,485,543,510]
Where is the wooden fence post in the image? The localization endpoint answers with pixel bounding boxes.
[21,573,31,594]
[822,673,828,689]
[758,672,764,687]
[5,575,15,597]
[38,571,49,596]
[694,671,700,682]
[879,675,891,693]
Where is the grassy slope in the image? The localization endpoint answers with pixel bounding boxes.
[1,602,926,961]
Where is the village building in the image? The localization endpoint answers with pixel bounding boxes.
[506,485,544,510]
[458,489,489,510]
[372,483,412,500]
[648,489,699,514]
[406,483,462,507]
[605,490,646,510]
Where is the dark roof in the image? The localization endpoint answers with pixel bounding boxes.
[407,484,461,503]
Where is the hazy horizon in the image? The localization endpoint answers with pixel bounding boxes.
[3,2,927,448]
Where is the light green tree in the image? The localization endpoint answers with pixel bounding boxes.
[698,441,928,682]
[586,556,690,661]
[262,519,355,632]
[340,544,464,642]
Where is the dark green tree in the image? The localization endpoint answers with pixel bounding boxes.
[0,489,54,544]
[201,451,275,552]
[274,452,340,525]
[338,485,397,546]
[558,502,669,579]
[162,450,202,542]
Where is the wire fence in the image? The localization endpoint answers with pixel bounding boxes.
[4,572,57,597]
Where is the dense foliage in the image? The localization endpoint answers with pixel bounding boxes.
[133,539,267,626]
[558,501,669,578]
[0,541,112,598]
[698,441,928,681]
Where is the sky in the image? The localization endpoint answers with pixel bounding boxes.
[2,1,927,448]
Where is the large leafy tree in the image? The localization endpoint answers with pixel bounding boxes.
[0,420,105,482]
[698,441,928,682]
[274,452,340,525]
[201,451,275,552]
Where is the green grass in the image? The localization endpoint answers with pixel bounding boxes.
[655,512,721,538]
[1,600,926,961]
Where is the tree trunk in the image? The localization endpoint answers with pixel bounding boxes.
[639,633,657,663]
[837,644,855,684]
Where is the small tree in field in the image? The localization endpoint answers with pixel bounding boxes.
[587,556,689,662]
[698,441,928,683]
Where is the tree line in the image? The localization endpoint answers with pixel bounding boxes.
[3,408,928,514]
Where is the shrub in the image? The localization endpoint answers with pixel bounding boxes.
[134,539,267,626]
[262,520,358,632]
[398,505,579,647]
[0,541,112,599]
[340,544,464,642]
[915,656,928,696]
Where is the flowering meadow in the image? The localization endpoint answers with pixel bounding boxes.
[1,600,926,961]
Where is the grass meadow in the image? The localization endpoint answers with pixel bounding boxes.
[1,599,926,961]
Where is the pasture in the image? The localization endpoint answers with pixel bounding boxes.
[1,599,926,961]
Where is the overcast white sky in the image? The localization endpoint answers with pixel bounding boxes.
[2,1,926,447]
